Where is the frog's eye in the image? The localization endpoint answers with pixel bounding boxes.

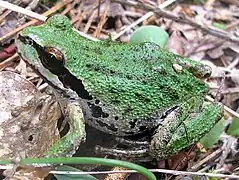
[44,47,65,64]
[40,47,66,72]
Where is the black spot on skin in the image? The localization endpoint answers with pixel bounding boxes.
[142,80,147,84]
[129,119,138,129]
[94,67,100,71]
[85,64,92,68]
[88,102,109,118]
[145,97,151,102]
[109,70,115,74]
[114,116,119,120]
[95,99,100,104]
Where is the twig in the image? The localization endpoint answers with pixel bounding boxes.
[0,0,46,21]
[49,169,239,179]
[206,95,239,119]
[227,57,239,70]
[84,10,97,33]
[220,0,239,5]
[38,83,48,92]
[0,53,18,70]
[0,0,98,42]
[0,0,73,43]
[61,0,80,15]
[93,0,110,38]
[0,9,11,23]
[112,0,177,40]
[226,19,239,30]
[189,148,222,171]
[1,164,239,178]
[221,87,239,95]
[216,135,235,169]
[112,0,239,44]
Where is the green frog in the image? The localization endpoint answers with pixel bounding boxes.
[15,15,223,158]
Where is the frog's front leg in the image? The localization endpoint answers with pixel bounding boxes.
[45,102,86,157]
[150,99,223,159]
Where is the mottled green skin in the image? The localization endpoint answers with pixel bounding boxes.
[17,15,211,136]
[16,15,223,158]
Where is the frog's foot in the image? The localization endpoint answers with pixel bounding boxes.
[149,100,223,159]
[45,102,86,157]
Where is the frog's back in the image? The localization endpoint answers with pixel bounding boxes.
[62,34,208,135]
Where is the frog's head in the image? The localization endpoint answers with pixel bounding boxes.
[16,14,72,67]
[15,15,79,99]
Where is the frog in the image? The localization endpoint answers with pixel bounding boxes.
[15,14,223,159]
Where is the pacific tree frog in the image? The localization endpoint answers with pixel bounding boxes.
[16,15,223,158]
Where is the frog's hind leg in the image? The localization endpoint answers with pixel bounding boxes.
[149,99,222,159]
[45,102,86,157]
[95,145,150,160]
[115,137,149,146]
[94,137,152,160]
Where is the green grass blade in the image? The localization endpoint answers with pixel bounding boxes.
[0,157,156,180]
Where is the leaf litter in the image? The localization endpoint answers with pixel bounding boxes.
[1,0,239,179]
